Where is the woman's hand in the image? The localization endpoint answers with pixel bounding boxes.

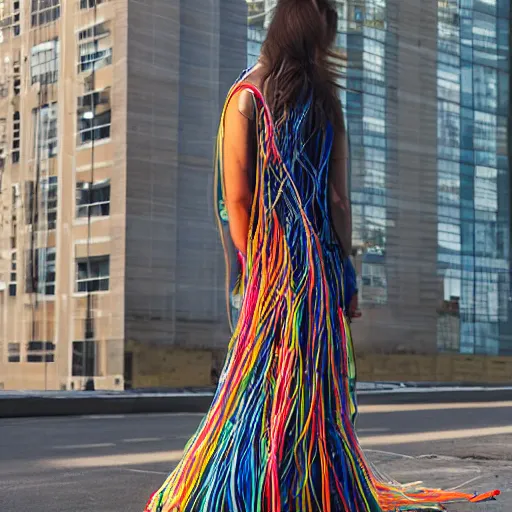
[348,293,362,321]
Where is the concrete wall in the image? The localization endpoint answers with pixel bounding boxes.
[111,344,512,388]
[357,353,512,384]
[174,0,246,349]
[126,339,212,388]
[125,0,247,350]
[3,348,512,389]
[124,0,181,346]
[352,0,440,354]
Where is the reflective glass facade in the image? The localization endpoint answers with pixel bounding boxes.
[247,0,511,355]
[341,1,388,306]
[437,0,511,354]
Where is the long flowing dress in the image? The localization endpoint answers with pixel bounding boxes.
[144,70,500,512]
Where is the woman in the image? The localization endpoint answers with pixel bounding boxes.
[145,1,499,510]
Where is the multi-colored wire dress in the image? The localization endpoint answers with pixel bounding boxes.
[144,70,500,512]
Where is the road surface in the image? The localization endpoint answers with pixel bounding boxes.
[1,395,511,511]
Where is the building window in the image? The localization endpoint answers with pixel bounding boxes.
[31,0,60,27]
[77,88,111,145]
[438,222,461,252]
[31,39,59,85]
[33,103,58,159]
[39,247,56,295]
[360,257,387,305]
[76,255,110,292]
[12,0,20,36]
[76,179,110,218]
[9,251,16,296]
[26,341,55,362]
[0,116,6,171]
[438,100,460,148]
[10,182,19,256]
[80,0,105,8]
[25,180,36,226]
[24,177,58,229]
[41,176,58,229]
[40,248,56,295]
[37,247,57,295]
[25,247,56,296]
[10,251,16,284]
[78,22,112,73]
[72,340,97,376]
[12,60,20,95]
[7,342,20,362]
[362,262,387,288]
[25,248,36,292]
[437,296,460,352]
[12,111,20,163]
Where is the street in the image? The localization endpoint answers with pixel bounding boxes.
[1,396,511,511]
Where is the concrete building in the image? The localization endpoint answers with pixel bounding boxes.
[0,0,246,391]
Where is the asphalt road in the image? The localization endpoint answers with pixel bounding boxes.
[1,396,511,511]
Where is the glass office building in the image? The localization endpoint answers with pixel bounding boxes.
[247,0,511,356]
[437,0,511,355]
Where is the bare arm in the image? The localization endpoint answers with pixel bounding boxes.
[329,127,352,257]
[223,89,256,256]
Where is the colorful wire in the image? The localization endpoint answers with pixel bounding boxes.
[144,72,500,512]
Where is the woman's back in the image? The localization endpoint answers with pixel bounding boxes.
[224,65,350,257]
[249,72,338,238]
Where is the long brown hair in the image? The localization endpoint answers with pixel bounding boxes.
[260,0,344,130]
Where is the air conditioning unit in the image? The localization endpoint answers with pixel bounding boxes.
[0,281,6,291]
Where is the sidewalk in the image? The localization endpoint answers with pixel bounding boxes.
[369,451,510,512]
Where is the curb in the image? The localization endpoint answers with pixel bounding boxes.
[2,388,512,418]
[0,394,214,419]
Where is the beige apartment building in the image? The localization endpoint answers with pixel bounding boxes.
[0,0,247,391]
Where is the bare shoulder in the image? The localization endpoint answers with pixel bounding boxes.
[235,63,268,120]
[237,90,255,120]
